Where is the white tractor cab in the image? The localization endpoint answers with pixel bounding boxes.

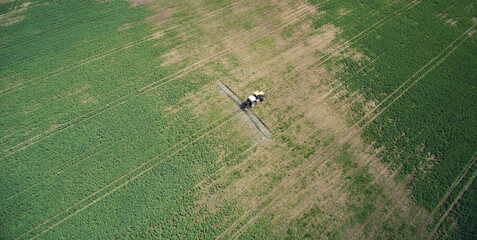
[242,91,265,109]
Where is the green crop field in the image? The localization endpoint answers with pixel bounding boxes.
[309,0,477,238]
[1,0,475,239]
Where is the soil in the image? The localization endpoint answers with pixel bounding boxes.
[0,0,16,4]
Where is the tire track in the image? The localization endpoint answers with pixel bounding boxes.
[426,164,477,240]
[413,156,477,240]
[0,3,314,159]
[229,21,474,240]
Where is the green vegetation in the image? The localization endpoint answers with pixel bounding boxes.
[3,0,476,238]
[430,163,477,239]
[437,180,477,239]
[285,146,382,239]
[309,0,477,237]
[241,145,415,239]
[0,0,253,239]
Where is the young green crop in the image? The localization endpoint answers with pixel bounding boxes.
[0,0,255,239]
[309,0,477,237]
[4,0,475,238]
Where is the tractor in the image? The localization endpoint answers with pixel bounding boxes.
[241,91,265,109]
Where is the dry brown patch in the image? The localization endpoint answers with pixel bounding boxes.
[0,1,31,26]
[68,83,90,96]
[80,92,96,104]
[344,48,367,61]
[160,48,184,67]
[264,135,426,239]
[124,0,423,237]
[188,0,347,217]
[0,0,17,4]
[207,12,422,240]
[469,29,476,37]
[0,15,23,26]
[196,22,354,236]
[145,7,174,26]
[446,18,457,26]
[117,22,134,31]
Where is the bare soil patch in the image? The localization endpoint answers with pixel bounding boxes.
[0,2,31,26]
[144,6,175,26]
[0,0,17,4]
[117,22,134,31]
[159,47,183,67]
